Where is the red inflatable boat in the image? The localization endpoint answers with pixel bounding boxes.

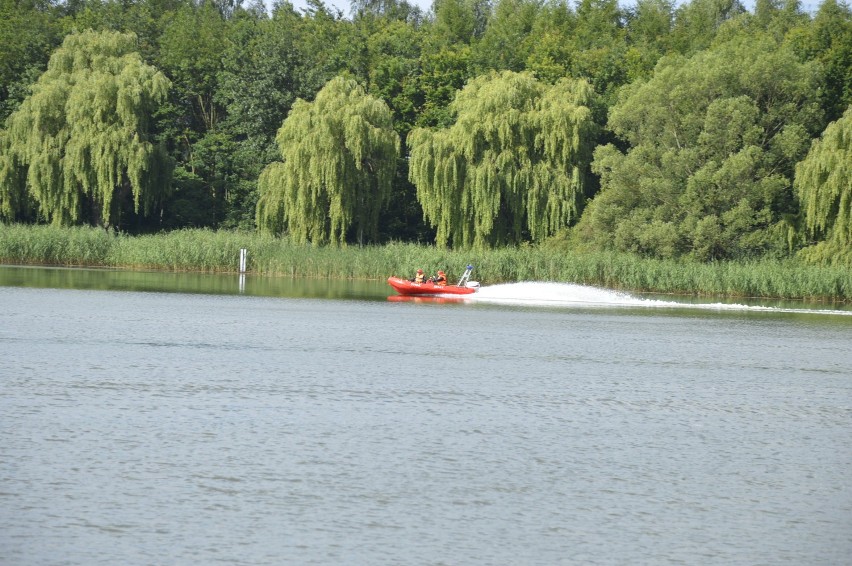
[387,265,479,296]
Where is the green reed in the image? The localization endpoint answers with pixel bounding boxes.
[0,223,114,266]
[1,223,849,301]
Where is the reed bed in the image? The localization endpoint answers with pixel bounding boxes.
[1,223,849,302]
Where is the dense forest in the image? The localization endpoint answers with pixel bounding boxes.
[1,0,850,264]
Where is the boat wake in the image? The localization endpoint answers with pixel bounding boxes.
[467,282,852,316]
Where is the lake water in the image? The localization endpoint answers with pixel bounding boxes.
[1,266,851,565]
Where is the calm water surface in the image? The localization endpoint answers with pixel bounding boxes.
[1,266,851,565]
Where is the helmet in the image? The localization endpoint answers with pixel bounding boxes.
[438,270,445,275]
[417,269,423,273]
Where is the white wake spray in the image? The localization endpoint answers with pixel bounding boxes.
[466,282,852,316]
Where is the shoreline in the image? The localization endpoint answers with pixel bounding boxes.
[1,224,850,303]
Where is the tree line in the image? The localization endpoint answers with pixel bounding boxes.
[1,0,850,264]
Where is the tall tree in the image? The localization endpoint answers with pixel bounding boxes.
[256,76,399,245]
[68,0,182,63]
[470,0,542,73]
[432,0,491,45]
[207,4,313,229]
[218,6,312,151]
[794,106,852,265]
[623,0,674,81]
[155,1,236,229]
[158,2,228,134]
[579,32,822,260]
[524,0,576,83]
[364,18,424,136]
[744,0,805,36]
[787,0,852,124]
[0,0,64,122]
[357,16,430,242]
[0,30,172,228]
[416,38,473,128]
[351,0,425,23]
[568,0,630,103]
[408,71,598,248]
[669,0,746,55]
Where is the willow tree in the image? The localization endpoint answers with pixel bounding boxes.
[794,106,852,265]
[256,76,400,245]
[408,70,597,248]
[0,30,171,228]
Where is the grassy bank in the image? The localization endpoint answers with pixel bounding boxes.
[1,223,850,302]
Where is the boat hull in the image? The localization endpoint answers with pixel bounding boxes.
[386,295,468,304]
[387,276,477,296]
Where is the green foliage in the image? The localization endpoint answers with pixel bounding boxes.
[109,227,261,271]
[0,222,117,266]
[0,29,172,228]
[749,0,809,41]
[470,0,541,73]
[217,7,318,147]
[157,2,227,132]
[795,106,852,265]
[0,0,64,122]
[524,1,577,83]
[408,71,598,248]
[68,0,172,62]
[2,0,849,264]
[294,1,355,84]
[414,44,472,128]
[352,0,426,23]
[365,18,424,137]
[787,0,852,124]
[568,0,630,102]
[580,31,822,260]
[669,0,746,55]
[256,76,400,245]
[3,222,850,301]
[432,0,490,45]
[623,0,675,81]
[213,5,336,232]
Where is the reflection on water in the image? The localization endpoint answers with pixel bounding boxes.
[2,264,850,315]
[0,264,389,301]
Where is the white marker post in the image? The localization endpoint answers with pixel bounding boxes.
[239,248,247,293]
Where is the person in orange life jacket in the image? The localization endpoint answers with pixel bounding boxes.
[411,269,426,283]
[431,270,447,286]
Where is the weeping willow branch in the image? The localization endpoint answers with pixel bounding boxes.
[408,71,597,248]
[256,76,400,245]
[0,30,172,228]
[795,106,852,263]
